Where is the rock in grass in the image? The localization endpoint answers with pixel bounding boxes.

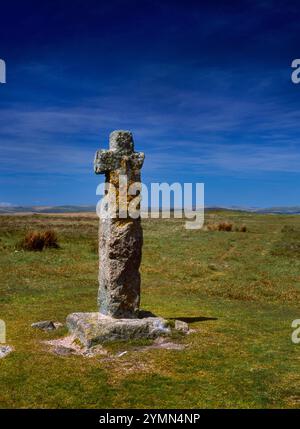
[31,320,56,331]
[0,345,13,358]
[53,345,75,356]
[53,322,64,329]
[67,312,171,348]
[174,320,189,333]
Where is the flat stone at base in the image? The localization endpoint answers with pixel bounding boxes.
[66,312,171,348]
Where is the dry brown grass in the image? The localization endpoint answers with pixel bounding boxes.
[206,221,233,231]
[17,230,59,251]
[205,222,247,232]
[42,230,59,248]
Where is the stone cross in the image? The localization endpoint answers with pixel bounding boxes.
[94,130,145,319]
[66,131,187,345]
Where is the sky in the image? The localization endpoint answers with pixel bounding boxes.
[1,0,300,208]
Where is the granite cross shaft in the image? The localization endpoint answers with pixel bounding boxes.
[66,130,187,346]
[94,130,145,319]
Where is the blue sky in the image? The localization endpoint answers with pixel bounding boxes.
[1,0,300,207]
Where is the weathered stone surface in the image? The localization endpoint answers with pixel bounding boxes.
[31,320,56,330]
[94,130,144,174]
[44,336,108,357]
[174,320,189,333]
[0,345,13,358]
[109,130,134,153]
[94,150,144,174]
[53,345,76,356]
[94,130,145,318]
[98,218,143,318]
[66,312,171,347]
[53,322,64,329]
[64,131,190,347]
[149,337,186,350]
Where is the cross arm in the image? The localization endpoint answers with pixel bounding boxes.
[94,150,120,174]
[94,149,145,174]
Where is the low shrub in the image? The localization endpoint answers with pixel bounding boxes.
[42,230,59,248]
[206,222,246,232]
[17,230,59,251]
[217,222,233,231]
[236,225,247,232]
[206,222,233,231]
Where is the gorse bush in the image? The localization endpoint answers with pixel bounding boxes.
[17,230,59,251]
[217,222,233,231]
[19,231,44,251]
[205,222,247,232]
[206,222,233,231]
[42,230,59,248]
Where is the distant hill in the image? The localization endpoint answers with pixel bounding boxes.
[207,206,300,214]
[0,205,96,214]
[1,205,300,215]
[254,207,300,214]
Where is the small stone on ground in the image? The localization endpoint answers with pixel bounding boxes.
[43,335,108,357]
[0,345,13,358]
[144,337,186,350]
[174,320,189,333]
[31,321,55,330]
[31,320,63,331]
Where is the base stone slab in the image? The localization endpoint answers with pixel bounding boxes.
[66,312,172,347]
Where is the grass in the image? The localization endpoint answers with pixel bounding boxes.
[16,229,60,251]
[0,211,300,408]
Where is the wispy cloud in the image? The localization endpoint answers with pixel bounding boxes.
[147,141,300,174]
[1,80,300,177]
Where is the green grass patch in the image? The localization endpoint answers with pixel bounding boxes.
[1,212,300,408]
